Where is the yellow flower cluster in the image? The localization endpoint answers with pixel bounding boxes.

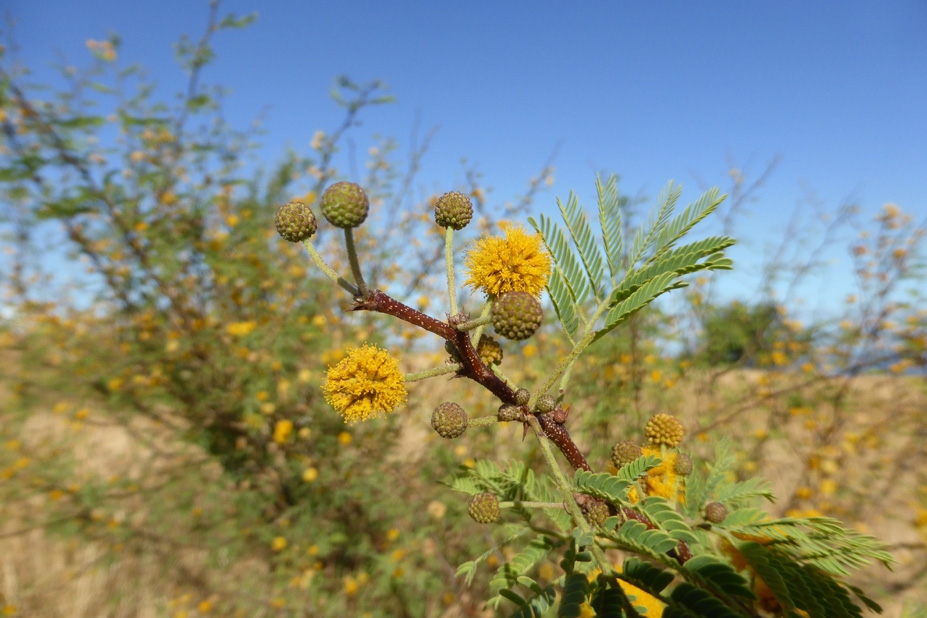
[322,345,407,423]
[628,446,683,504]
[464,223,551,297]
[581,565,666,617]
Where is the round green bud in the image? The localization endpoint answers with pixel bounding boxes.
[434,191,473,230]
[468,492,501,524]
[514,388,530,406]
[491,291,543,341]
[705,502,728,523]
[320,181,369,229]
[535,393,557,414]
[674,453,693,476]
[431,402,468,439]
[611,440,643,469]
[497,404,521,422]
[275,201,317,242]
[581,499,610,527]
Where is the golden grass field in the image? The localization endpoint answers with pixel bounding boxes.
[2,356,926,617]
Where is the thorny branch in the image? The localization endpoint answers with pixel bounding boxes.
[351,288,592,472]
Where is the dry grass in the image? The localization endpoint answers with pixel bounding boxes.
[1,363,925,617]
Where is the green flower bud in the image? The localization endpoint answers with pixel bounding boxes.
[535,393,557,414]
[468,492,500,524]
[431,402,468,439]
[320,181,369,229]
[434,191,473,230]
[275,201,317,242]
[611,440,643,469]
[705,502,728,523]
[491,291,542,341]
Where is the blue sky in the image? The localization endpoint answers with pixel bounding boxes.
[6,0,927,320]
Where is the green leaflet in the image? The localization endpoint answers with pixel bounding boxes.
[547,266,582,338]
[639,497,700,544]
[531,212,590,337]
[607,236,736,307]
[574,469,633,503]
[489,536,561,607]
[617,520,679,556]
[721,514,894,577]
[589,585,633,618]
[616,454,664,482]
[558,572,590,618]
[684,439,737,518]
[503,584,557,618]
[682,554,755,603]
[449,458,573,532]
[557,191,606,299]
[667,583,745,618]
[621,557,675,595]
[596,174,624,282]
[714,476,775,507]
[456,526,535,586]
[653,186,726,261]
[599,271,688,339]
[532,175,733,345]
[737,543,879,618]
[629,181,680,268]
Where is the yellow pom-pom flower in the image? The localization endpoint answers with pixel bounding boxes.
[464,222,551,297]
[322,344,407,423]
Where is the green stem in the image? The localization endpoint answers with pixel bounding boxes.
[490,364,517,389]
[535,294,615,403]
[303,241,359,295]
[470,300,493,348]
[445,227,458,315]
[404,364,460,382]
[498,500,565,510]
[632,480,648,503]
[468,415,504,427]
[343,227,368,296]
[526,415,611,574]
[456,315,491,331]
[533,330,594,408]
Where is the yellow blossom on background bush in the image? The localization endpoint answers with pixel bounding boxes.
[271,536,287,552]
[463,222,551,297]
[302,467,318,482]
[226,321,257,337]
[273,420,293,444]
[322,345,407,423]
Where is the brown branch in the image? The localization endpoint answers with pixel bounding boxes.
[351,289,597,469]
[536,412,591,472]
